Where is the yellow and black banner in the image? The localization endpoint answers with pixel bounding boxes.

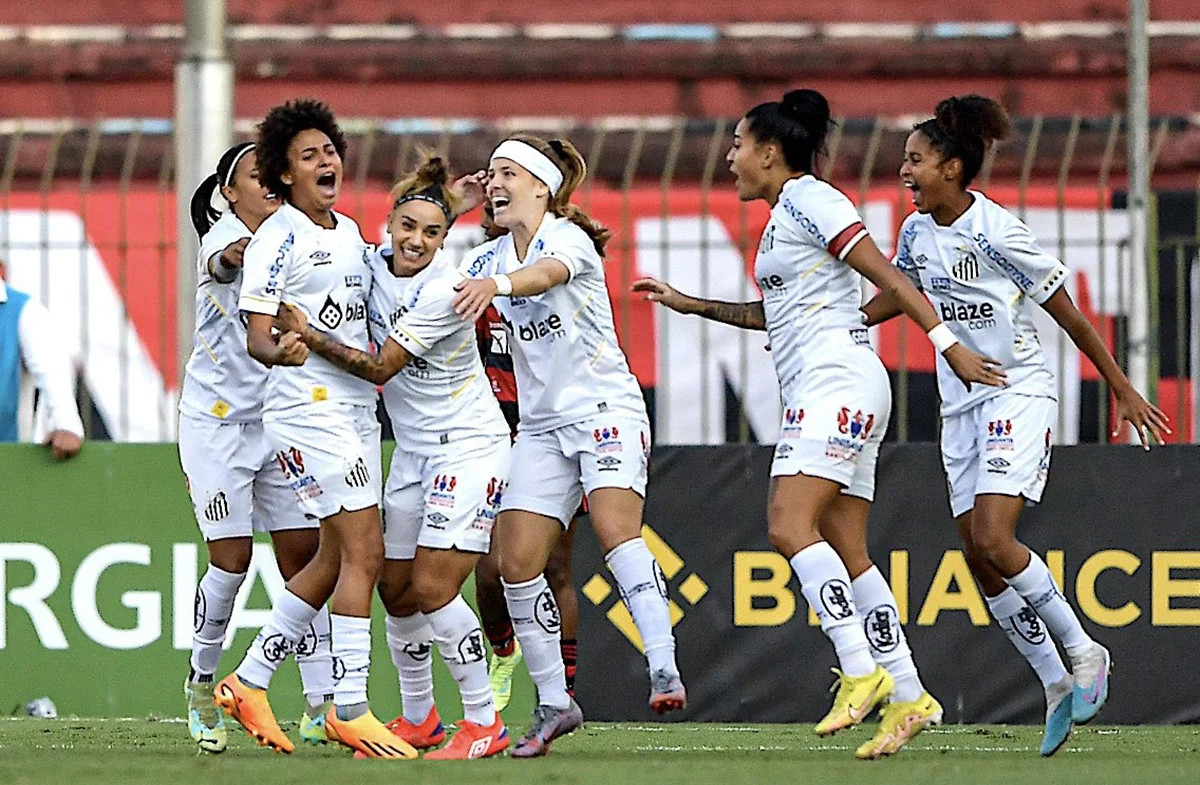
[572,444,1200,724]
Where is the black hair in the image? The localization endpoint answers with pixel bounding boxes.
[188,142,256,239]
[913,95,1013,187]
[255,98,347,200]
[744,89,833,174]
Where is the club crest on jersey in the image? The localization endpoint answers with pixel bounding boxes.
[986,419,1015,451]
[430,474,457,507]
[781,407,805,438]
[593,426,622,454]
[952,249,980,281]
[837,407,875,440]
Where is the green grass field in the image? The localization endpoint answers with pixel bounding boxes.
[2,719,1198,785]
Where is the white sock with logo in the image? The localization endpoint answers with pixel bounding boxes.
[331,614,372,709]
[190,564,245,680]
[503,575,571,710]
[986,587,1070,688]
[427,595,495,726]
[235,589,319,690]
[385,613,436,724]
[1006,551,1094,657]
[296,604,335,708]
[605,538,679,675]
[790,542,875,677]
[852,565,924,702]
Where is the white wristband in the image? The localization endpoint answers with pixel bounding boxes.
[927,322,959,353]
[490,273,513,296]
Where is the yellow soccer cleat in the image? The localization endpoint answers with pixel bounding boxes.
[324,707,419,760]
[814,666,895,737]
[185,678,227,754]
[299,701,334,746]
[488,641,523,713]
[855,692,943,760]
[213,674,294,754]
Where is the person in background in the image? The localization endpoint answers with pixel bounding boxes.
[0,258,84,459]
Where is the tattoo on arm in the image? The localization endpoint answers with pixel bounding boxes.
[304,328,391,385]
[691,299,767,330]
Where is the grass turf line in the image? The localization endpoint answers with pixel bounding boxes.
[1,719,1198,785]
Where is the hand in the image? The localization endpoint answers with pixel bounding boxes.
[452,277,498,321]
[632,277,693,313]
[943,343,1007,392]
[275,331,310,366]
[219,238,250,270]
[275,302,309,336]
[449,170,488,217]
[45,429,82,461]
[1113,386,1171,449]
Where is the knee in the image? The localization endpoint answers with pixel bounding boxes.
[544,552,572,594]
[969,519,1014,565]
[767,506,816,558]
[378,577,418,618]
[475,551,501,584]
[341,535,384,580]
[208,540,253,574]
[412,570,456,614]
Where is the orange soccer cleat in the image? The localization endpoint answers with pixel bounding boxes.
[325,706,419,760]
[424,715,510,760]
[384,706,447,750]
[213,674,294,754]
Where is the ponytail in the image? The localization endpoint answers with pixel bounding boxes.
[914,95,1012,187]
[744,88,833,174]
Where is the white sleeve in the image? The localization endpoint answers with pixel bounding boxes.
[780,183,869,261]
[197,213,251,283]
[991,219,1069,305]
[387,280,463,358]
[18,300,84,437]
[238,225,294,316]
[459,241,501,279]
[894,218,923,290]
[535,223,600,281]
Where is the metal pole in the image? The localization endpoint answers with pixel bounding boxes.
[1126,0,1153,430]
[175,0,232,392]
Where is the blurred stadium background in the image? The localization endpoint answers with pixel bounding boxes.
[0,0,1197,447]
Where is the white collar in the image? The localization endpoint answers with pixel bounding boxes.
[0,279,8,304]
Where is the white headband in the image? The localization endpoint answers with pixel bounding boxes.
[223,144,255,188]
[490,140,564,196]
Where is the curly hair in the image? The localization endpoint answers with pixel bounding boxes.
[389,148,463,220]
[255,99,347,199]
[913,95,1012,187]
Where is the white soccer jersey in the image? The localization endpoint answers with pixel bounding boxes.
[366,249,509,449]
[754,175,873,397]
[896,191,1066,416]
[460,214,647,434]
[179,211,268,422]
[239,202,377,413]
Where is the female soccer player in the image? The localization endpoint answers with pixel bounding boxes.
[274,153,513,760]
[632,89,1003,759]
[861,94,1169,755]
[452,135,684,757]
[213,99,414,760]
[179,142,334,754]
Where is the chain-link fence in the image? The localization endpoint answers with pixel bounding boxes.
[1,115,1197,443]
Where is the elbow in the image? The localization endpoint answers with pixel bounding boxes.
[246,340,274,368]
[368,368,392,386]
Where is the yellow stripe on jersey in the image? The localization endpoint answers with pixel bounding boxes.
[573,292,594,321]
[205,291,228,317]
[240,293,279,305]
[449,373,477,399]
[589,339,605,366]
[394,324,431,351]
[801,258,829,280]
[196,332,219,363]
[804,299,827,315]
[444,333,474,364]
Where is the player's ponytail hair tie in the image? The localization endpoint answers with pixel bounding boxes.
[491,139,564,196]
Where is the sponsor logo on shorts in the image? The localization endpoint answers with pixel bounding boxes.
[819,579,855,621]
[986,419,1014,451]
[781,407,805,438]
[596,455,622,472]
[640,430,650,459]
[593,426,623,454]
[1037,427,1053,482]
[203,491,230,522]
[430,474,457,507]
[276,448,306,478]
[838,408,876,440]
[475,477,506,527]
[344,457,371,488]
[865,604,900,653]
[775,442,794,457]
[986,456,1011,474]
[426,512,450,528]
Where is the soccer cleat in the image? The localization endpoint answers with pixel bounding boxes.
[648,668,687,715]
[424,715,510,760]
[1041,677,1074,757]
[185,678,227,754]
[1070,643,1111,725]
[814,666,895,737]
[300,702,334,745]
[854,691,943,760]
[324,707,419,760]
[510,700,584,758]
[488,641,523,713]
[213,674,294,754]
[384,706,447,750]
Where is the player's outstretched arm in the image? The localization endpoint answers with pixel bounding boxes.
[275,303,411,385]
[453,258,572,321]
[632,276,766,330]
[1039,287,1170,448]
[860,291,904,327]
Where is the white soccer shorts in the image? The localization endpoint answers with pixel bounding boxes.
[769,349,892,502]
[941,392,1056,518]
[178,413,314,541]
[262,403,382,520]
[382,434,511,560]
[500,414,651,526]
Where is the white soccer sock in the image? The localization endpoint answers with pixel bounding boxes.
[190,564,246,680]
[790,542,875,677]
[385,613,436,724]
[986,587,1071,688]
[296,604,334,706]
[605,538,679,675]
[852,565,925,702]
[235,589,319,690]
[330,614,372,707]
[1006,551,1094,657]
[503,575,571,710]
[427,595,496,726]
